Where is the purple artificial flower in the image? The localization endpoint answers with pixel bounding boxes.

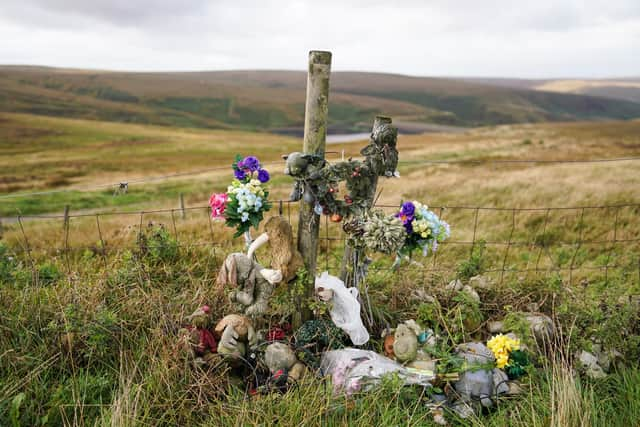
[257,168,270,183]
[396,201,415,227]
[234,169,246,180]
[401,201,415,217]
[242,156,260,172]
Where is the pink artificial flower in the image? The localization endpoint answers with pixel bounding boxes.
[209,193,229,219]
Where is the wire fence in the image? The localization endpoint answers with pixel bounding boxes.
[3,197,640,288]
[1,149,639,287]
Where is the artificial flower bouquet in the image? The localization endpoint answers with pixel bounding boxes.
[487,334,530,379]
[395,200,450,258]
[209,155,272,237]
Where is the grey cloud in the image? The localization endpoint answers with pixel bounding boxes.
[0,0,638,78]
[2,0,211,28]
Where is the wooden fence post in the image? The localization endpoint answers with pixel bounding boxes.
[179,193,186,219]
[63,205,70,230]
[297,50,332,322]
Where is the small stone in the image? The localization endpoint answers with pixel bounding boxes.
[410,288,436,304]
[462,285,481,303]
[264,342,297,374]
[523,313,555,342]
[487,320,504,334]
[469,275,492,290]
[506,381,524,396]
[586,366,607,379]
[505,332,519,341]
[451,401,476,419]
[578,350,607,379]
[446,279,463,292]
[456,342,495,363]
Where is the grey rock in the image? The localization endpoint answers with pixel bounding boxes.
[446,279,463,292]
[578,350,607,379]
[504,333,529,352]
[469,275,492,290]
[506,381,524,396]
[523,313,555,342]
[410,288,436,304]
[264,342,297,374]
[487,320,504,334]
[457,342,495,364]
[451,401,477,419]
[462,285,481,303]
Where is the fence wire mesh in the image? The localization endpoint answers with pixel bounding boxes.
[3,199,639,288]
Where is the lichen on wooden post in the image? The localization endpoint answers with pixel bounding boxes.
[297,50,332,322]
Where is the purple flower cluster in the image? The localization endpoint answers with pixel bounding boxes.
[238,155,260,172]
[234,155,270,183]
[257,168,270,183]
[396,201,415,233]
[234,169,246,180]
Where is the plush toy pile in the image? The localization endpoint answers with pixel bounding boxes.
[198,151,530,425]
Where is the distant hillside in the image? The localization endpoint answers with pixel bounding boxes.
[1,66,640,132]
[462,77,640,104]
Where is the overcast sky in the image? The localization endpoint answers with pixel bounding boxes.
[1,0,638,78]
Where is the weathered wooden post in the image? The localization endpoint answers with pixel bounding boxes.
[179,193,186,219]
[297,50,332,322]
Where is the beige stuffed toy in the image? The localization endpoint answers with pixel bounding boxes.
[247,216,304,284]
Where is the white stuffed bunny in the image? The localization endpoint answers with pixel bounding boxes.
[315,271,369,345]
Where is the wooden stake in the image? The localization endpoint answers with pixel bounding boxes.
[179,193,186,219]
[297,50,332,322]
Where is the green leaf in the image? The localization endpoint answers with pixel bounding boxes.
[10,392,25,427]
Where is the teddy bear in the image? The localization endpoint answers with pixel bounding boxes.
[247,216,304,284]
[179,305,218,364]
[216,253,277,317]
[214,314,257,360]
[382,320,437,367]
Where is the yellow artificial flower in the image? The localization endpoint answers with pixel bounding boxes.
[487,334,520,369]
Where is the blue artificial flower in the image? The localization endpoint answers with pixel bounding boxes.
[401,201,415,217]
[242,156,260,172]
[257,168,270,183]
[234,169,246,180]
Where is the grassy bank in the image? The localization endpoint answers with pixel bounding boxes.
[1,115,640,426]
